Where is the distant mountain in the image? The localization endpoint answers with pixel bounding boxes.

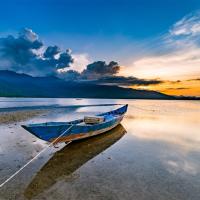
[0,70,195,99]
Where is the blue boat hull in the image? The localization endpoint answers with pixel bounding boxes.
[22,104,128,143]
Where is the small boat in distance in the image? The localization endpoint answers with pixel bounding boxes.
[22,104,128,144]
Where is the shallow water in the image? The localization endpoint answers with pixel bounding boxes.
[0,98,200,200]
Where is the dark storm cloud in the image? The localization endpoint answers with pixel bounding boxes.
[93,76,164,86]
[57,70,81,80]
[0,28,43,67]
[165,87,189,90]
[44,45,60,58]
[0,28,74,76]
[59,60,164,86]
[0,28,169,88]
[82,61,120,79]
[56,49,74,69]
[175,87,189,90]
[187,78,200,81]
[169,80,181,83]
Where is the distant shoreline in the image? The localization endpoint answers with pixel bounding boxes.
[0,96,199,100]
[2,70,199,101]
[0,103,121,113]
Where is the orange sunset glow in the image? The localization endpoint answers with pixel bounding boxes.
[130,79,200,96]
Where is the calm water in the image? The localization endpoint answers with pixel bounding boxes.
[0,98,200,200]
[0,97,120,109]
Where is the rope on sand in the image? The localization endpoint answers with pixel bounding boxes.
[0,125,74,188]
[0,103,122,188]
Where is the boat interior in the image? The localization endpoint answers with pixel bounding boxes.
[23,105,127,128]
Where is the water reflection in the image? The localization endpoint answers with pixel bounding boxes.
[123,100,200,179]
[0,97,119,109]
[24,124,126,199]
[1,99,200,200]
[124,100,200,152]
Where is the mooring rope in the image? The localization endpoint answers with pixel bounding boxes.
[0,125,74,188]
[0,103,123,188]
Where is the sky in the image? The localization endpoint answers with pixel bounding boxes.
[0,0,200,96]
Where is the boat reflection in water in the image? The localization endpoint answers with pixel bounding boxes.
[25,124,126,199]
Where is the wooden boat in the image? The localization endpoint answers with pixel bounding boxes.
[24,124,126,199]
[22,104,128,144]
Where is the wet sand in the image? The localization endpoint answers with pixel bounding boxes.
[0,110,47,124]
[0,99,200,200]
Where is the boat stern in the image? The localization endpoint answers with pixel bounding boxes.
[21,123,72,142]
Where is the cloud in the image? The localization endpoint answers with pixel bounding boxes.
[59,58,165,87]
[56,49,73,69]
[0,28,127,84]
[127,48,200,80]
[164,10,200,51]
[187,78,200,81]
[70,53,91,72]
[170,11,200,37]
[59,61,165,87]
[165,87,189,90]
[57,70,81,80]
[123,11,200,81]
[82,61,120,79]
[44,45,60,58]
[59,60,120,80]
[0,28,43,67]
[93,76,163,86]
[0,28,74,76]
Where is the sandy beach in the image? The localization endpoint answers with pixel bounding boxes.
[0,110,47,124]
[0,98,200,200]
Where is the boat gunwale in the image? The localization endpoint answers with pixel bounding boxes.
[23,104,127,128]
[26,114,122,128]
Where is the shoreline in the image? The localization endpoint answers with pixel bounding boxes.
[0,109,47,124]
[0,96,200,100]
